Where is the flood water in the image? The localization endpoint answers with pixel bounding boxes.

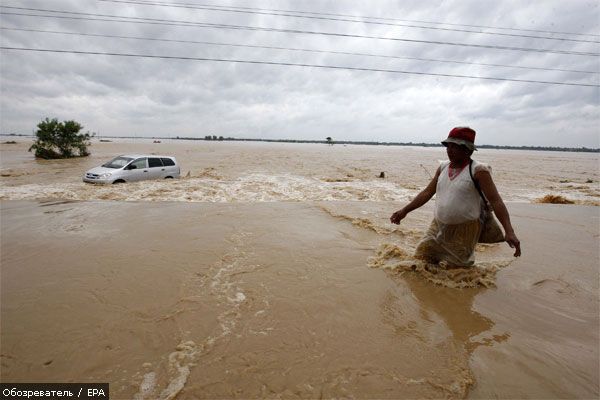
[1,139,598,399]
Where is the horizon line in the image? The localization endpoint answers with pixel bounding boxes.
[2,133,599,152]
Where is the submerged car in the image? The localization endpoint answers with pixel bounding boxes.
[83,154,180,184]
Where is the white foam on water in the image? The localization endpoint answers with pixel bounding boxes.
[130,232,257,399]
[158,341,198,400]
[0,174,414,203]
[133,372,156,400]
[133,341,199,400]
[234,292,246,303]
[2,172,597,203]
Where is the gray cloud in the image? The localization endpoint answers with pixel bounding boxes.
[1,0,598,147]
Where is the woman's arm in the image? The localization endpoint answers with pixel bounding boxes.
[475,170,522,257]
[390,166,441,224]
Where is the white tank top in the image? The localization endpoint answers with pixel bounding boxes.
[434,160,490,225]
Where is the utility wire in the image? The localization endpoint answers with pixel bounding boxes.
[97,0,600,44]
[1,46,597,87]
[1,7,598,57]
[3,26,597,75]
[98,0,600,39]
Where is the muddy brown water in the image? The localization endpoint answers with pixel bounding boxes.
[1,139,598,399]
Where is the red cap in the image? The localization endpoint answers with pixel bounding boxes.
[442,127,477,151]
[449,127,475,143]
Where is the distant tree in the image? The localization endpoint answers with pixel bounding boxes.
[29,118,93,159]
[212,135,217,140]
[205,135,212,140]
[326,137,333,145]
[218,136,224,141]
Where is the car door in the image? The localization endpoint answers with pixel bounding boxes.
[160,157,179,178]
[124,157,149,181]
[148,157,165,179]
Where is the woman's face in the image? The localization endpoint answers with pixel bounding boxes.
[446,142,470,163]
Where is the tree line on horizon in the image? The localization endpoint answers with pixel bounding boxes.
[4,127,598,154]
[173,136,599,153]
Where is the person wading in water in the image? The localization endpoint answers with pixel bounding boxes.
[390,127,521,267]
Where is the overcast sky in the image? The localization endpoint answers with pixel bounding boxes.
[1,0,598,147]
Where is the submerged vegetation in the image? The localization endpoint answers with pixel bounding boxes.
[536,194,575,204]
[29,118,93,159]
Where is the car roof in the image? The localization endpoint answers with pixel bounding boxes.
[117,154,176,159]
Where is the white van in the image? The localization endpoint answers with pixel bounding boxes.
[83,154,180,184]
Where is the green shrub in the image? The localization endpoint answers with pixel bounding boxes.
[29,118,93,159]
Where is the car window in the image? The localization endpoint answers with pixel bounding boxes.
[102,156,133,168]
[130,158,147,169]
[148,158,163,168]
[160,158,175,166]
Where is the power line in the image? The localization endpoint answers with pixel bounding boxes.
[3,26,597,75]
[1,46,597,87]
[1,7,598,57]
[98,0,600,39]
[96,0,600,44]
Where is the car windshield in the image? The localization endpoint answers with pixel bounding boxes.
[102,157,134,169]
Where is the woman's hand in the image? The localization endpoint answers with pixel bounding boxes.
[505,231,521,257]
[390,209,407,225]
[477,169,521,258]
